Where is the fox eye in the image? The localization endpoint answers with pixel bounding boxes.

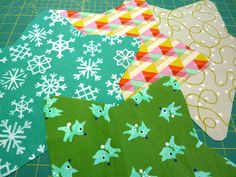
[140,130,144,133]
[49,109,52,112]
[67,165,70,168]
[135,98,138,101]
[102,156,105,159]
[169,153,172,156]
[99,110,102,113]
[79,128,82,131]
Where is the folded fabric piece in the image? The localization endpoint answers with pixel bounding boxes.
[150,0,236,140]
[58,0,209,100]
[45,77,236,177]
[0,10,139,176]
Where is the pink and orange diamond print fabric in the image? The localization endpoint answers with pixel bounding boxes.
[57,0,209,100]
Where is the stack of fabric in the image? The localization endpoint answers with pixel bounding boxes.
[0,0,235,176]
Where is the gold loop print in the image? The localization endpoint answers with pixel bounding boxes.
[151,0,236,140]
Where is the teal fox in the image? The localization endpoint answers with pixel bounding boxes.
[44,98,63,119]
[57,120,86,142]
[123,122,150,141]
[159,136,185,162]
[163,76,181,91]
[52,159,78,177]
[194,169,211,177]
[190,128,203,148]
[93,138,121,165]
[131,87,153,105]
[90,103,115,122]
[159,102,182,122]
[130,166,157,177]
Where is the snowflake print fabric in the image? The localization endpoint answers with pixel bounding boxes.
[0,10,139,175]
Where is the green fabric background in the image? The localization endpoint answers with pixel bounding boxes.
[46,77,236,177]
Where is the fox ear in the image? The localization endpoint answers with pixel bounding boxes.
[168,102,174,109]
[131,167,136,173]
[89,104,95,110]
[74,120,79,124]
[82,121,86,125]
[90,104,95,109]
[51,98,58,103]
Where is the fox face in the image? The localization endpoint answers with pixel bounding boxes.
[159,107,171,121]
[60,161,78,176]
[44,107,63,118]
[159,146,177,162]
[163,77,181,91]
[72,120,86,136]
[44,98,63,119]
[138,122,150,139]
[93,149,110,165]
[159,136,185,162]
[90,104,103,119]
[159,102,182,122]
[93,138,120,166]
[132,93,143,105]
[52,160,78,177]
[123,122,150,141]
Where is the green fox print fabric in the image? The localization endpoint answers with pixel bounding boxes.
[0,10,139,176]
[45,77,236,177]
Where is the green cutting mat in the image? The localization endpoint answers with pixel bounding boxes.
[0,0,235,176]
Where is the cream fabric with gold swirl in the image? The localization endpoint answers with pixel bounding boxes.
[151,0,236,140]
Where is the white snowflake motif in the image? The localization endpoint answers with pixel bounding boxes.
[73,57,103,81]
[74,83,99,101]
[0,158,18,177]
[132,37,141,47]
[0,68,27,90]
[106,74,123,100]
[113,49,135,69]
[28,154,36,160]
[27,55,52,75]
[37,144,45,153]
[35,73,67,98]
[101,35,124,46]
[0,91,4,98]
[0,48,7,64]
[0,91,5,98]
[9,43,32,62]
[10,95,34,119]
[0,57,7,63]
[21,24,53,47]
[0,119,32,155]
[70,27,86,38]
[83,41,102,57]
[46,34,75,59]
[44,10,67,27]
